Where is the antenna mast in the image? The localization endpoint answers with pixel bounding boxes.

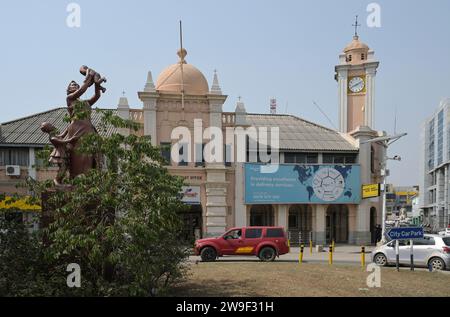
[179,20,185,112]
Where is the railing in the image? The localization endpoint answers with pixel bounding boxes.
[129,110,144,123]
[222,112,235,126]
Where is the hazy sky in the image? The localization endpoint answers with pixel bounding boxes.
[1,0,450,186]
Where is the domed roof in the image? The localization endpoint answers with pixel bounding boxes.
[156,49,209,95]
[343,36,369,53]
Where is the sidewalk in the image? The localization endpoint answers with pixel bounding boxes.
[190,245,374,264]
[283,245,374,263]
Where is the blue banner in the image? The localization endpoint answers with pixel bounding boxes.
[245,163,361,204]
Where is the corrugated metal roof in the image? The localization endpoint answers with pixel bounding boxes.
[1,108,357,152]
[246,114,357,152]
[0,108,118,146]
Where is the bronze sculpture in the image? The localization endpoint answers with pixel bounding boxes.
[41,67,105,186]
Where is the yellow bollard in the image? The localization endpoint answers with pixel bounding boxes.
[332,240,335,253]
[361,246,366,268]
[309,239,313,255]
[329,245,333,265]
[299,245,304,264]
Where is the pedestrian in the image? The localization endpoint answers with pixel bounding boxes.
[375,224,382,243]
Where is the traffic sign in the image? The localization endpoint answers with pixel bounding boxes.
[387,227,424,240]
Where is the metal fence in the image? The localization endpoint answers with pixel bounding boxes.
[288,230,313,246]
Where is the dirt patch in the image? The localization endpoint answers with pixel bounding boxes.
[171,262,450,297]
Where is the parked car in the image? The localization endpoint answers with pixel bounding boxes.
[371,234,450,271]
[438,225,450,236]
[194,226,290,262]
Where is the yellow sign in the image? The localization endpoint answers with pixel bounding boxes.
[362,184,380,199]
[0,196,41,212]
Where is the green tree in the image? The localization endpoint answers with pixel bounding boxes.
[0,108,189,296]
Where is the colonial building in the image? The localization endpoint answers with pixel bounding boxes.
[0,34,386,245]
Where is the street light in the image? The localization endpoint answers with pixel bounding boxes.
[361,133,407,243]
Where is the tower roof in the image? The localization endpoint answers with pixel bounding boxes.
[343,35,369,53]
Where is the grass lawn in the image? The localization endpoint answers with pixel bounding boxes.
[171,262,450,297]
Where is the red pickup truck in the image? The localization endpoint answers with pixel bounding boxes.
[194,226,290,262]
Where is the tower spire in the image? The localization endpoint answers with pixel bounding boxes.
[144,71,156,92]
[210,69,222,94]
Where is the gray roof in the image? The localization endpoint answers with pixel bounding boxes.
[246,114,358,152]
[1,108,357,152]
[0,108,118,146]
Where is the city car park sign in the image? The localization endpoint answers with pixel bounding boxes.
[387,227,424,240]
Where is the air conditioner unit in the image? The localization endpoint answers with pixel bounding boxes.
[5,165,20,176]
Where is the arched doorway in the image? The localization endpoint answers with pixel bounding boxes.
[180,205,202,244]
[250,205,274,226]
[370,207,377,244]
[326,205,349,243]
[288,205,312,245]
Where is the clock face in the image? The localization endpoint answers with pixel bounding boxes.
[348,76,365,93]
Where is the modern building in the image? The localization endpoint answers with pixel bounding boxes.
[1,33,387,245]
[420,98,450,232]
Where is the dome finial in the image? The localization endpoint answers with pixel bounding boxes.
[177,48,187,64]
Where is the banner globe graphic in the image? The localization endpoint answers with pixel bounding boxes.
[312,167,345,202]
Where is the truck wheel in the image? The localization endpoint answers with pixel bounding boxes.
[200,247,217,262]
[259,247,276,262]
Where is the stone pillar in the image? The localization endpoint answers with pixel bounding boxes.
[348,205,357,243]
[117,96,130,137]
[138,71,158,146]
[277,205,288,228]
[314,205,326,245]
[350,126,379,245]
[365,67,377,129]
[335,66,349,133]
[205,92,228,236]
[28,148,36,180]
[205,166,228,236]
[234,162,246,227]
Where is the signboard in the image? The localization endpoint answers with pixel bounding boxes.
[362,184,380,199]
[0,196,41,211]
[245,163,361,204]
[387,227,424,240]
[180,186,201,205]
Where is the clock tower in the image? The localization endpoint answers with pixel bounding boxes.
[335,30,379,133]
